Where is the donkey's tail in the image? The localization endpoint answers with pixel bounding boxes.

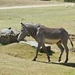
[68,37,74,48]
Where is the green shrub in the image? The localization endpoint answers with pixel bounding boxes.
[41,0,50,1]
[64,0,75,2]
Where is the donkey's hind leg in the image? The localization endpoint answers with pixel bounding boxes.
[56,42,64,62]
[62,38,69,63]
[42,44,50,62]
[63,44,69,63]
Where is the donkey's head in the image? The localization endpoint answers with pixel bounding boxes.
[17,22,28,41]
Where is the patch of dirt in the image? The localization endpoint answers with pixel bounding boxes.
[0,3,74,10]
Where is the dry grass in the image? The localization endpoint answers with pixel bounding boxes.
[0,43,75,75]
[0,6,75,33]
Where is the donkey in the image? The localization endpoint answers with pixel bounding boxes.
[17,22,74,63]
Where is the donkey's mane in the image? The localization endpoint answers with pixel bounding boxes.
[25,22,41,28]
[24,22,42,38]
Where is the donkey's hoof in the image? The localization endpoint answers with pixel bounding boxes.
[64,59,68,63]
[58,59,61,62]
[64,61,67,63]
[32,59,36,61]
[48,60,51,62]
[64,60,68,63]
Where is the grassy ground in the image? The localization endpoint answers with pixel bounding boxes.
[0,1,75,75]
[0,6,75,33]
[0,43,75,75]
[0,53,75,75]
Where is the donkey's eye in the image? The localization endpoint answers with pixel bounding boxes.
[21,30,23,31]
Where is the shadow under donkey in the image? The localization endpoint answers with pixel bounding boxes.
[36,60,75,68]
[35,46,75,68]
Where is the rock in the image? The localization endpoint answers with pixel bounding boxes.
[1,27,14,35]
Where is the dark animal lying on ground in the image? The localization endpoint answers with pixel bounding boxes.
[17,22,74,63]
[39,46,55,55]
[0,27,21,45]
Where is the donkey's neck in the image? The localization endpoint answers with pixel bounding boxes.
[27,26,37,39]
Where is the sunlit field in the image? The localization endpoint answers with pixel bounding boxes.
[0,6,75,33]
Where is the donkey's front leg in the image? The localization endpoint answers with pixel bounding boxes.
[42,44,50,62]
[32,42,41,61]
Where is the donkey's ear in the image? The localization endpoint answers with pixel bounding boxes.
[21,22,25,26]
[21,22,27,28]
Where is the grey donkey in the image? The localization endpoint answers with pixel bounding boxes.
[17,22,74,63]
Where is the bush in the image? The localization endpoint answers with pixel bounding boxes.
[41,0,50,1]
[64,0,75,2]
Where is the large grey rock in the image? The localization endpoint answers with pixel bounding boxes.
[1,28,14,35]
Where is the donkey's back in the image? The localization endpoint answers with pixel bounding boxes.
[36,27,69,44]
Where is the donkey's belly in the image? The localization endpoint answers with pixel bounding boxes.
[44,38,60,44]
